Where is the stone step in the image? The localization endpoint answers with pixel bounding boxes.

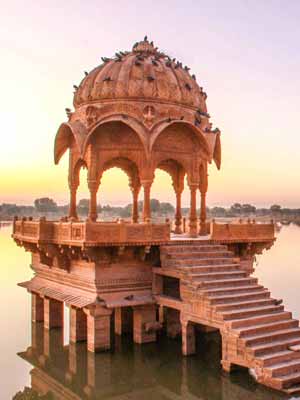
[166,251,233,260]
[258,349,300,368]
[249,336,300,357]
[200,277,257,289]
[273,370,300,389]
[238,319,299,339]
[285,383,300,394]
[215,298,276,312]
[229,311,292,329]
[208,289,271,305]
[243,327,300,346]
[222,305,284,321]
[267,358,300,378]
[168,257,237,267]
[182,264,241,273]
[161,245,227,253]
[204,284,264,297]
[190,270,247,281]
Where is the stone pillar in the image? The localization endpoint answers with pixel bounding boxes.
[70,306,87,343]
[188,184,198,238]
[221,332,233,373]
[199,190,207,236]
[69,185,78,219]
[174,190,183,234]
[114,307,132,335]
[43,326,64,358]
[84,306,112,352]
[32,293,44,323]
[166,308,181,338]
[152,273,163,295]
[31,321,44,354]
[131,185,140,223]
[142,181,152,222]
[181,318,196,356]
[133,304,157,344]
[44,298,64,330]
[88,180,98,222]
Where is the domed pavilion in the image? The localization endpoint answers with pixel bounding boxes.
[13,38,283,396]
[54,38,221,236]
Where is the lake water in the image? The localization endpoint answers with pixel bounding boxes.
[1,224,300,399]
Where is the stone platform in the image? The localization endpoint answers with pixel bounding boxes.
[14,218,300,395]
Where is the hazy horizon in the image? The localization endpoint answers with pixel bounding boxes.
[1,1,300,208]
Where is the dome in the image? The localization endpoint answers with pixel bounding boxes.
[73,38,207,111]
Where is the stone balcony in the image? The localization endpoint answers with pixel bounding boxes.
[12,218,171,247]
[12,217,275,248]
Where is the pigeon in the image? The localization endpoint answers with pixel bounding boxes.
[101,57,111,63]
[144,35,148,41]
[84,71,88,76]
[103,77,112,82]
[192,74,196,80]
[125,294,134,301]
[185,83,192,91]
[275,299,283,306]
[73,85,78,90]
[65,108,71,113]
[147,75,155,82]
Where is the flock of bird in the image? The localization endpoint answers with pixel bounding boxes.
[67,37,219,133]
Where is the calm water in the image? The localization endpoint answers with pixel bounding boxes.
[1,224,300,399]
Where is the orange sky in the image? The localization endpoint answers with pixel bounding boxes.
[1,1,300,208]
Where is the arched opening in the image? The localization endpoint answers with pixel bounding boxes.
[151,159,186,233]
[98,157,141,222]
[76,166,89,219]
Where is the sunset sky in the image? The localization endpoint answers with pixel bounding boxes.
[1,0,300,208]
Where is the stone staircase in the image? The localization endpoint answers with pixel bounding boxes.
[160,242,300,395]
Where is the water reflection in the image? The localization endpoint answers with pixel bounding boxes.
[6,224,300,399]
[15,326,286,400]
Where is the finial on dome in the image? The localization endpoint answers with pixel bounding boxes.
[133,37,156,53]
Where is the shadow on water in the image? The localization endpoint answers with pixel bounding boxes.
[14,326,289,400]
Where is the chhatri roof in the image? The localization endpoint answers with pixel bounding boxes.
[73,37,208,111]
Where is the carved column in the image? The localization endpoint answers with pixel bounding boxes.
[174,189,183,234]
[199,190,207,236]
[188,184,198,237]
[181,318,196,356]
[44,298,64,330]
[133,304,157,344]
[70,306,87,343]
[88,180,98,222]
[199,165,208,236]
[31,293,44,323]
[131,185,140,223]
[142,181,152,222]
[69,185,78,220]
[84,306,112,352]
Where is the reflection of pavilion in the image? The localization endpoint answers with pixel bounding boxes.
[17,324,284,400]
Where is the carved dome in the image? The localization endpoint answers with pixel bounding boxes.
[73,38,207,111]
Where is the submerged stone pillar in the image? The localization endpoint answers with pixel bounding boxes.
[84,306,112,352]
[133,304,157,344]
[31,293,44,323]
[114,307,132,335]
[142,181,152,222]
[181,318,196,356]
[188,184,198,237]
[44,298,64,329]
[166,308,181,338]
[70,306,87,343]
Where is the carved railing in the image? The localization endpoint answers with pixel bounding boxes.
[12,218,171,246]
[210,220,275,242]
